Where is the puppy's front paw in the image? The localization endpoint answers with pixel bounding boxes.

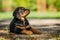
[26,31,33,35]
[21,30,27,33]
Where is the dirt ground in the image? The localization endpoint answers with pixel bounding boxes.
[0,19,60,40]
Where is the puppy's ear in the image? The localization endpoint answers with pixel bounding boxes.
[13,7,25,19]
[13,7,20,19]
[13,10,16,16]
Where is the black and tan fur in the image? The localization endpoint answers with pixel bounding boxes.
[9,7,42,35]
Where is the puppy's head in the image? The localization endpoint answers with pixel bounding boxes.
[13,7,25,19]
[13,7,30,19]
[20,9,30,17]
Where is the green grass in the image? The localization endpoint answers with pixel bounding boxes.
[0,12,13,20]
[27,12,60,19]
[0,12,60,20]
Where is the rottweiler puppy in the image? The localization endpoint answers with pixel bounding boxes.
[9,7,42,35]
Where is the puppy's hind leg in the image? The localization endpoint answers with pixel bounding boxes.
[21,30,33,35]
[31,28,42,34]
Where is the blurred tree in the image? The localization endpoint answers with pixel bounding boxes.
[42,0,46,11]
[47,0,57,5]
[11,0,30,10]
[54,0,60,11]
[36,0,40,12]
[0,0,37,12]
[46,0,57,11]
[2,0,11,12]
[2,0,6,12]
[11,0,36,11]
[46,0,60,11]
[29,0,36,11]
[0,0,2,11]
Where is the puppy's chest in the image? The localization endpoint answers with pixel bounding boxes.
[15,21,27,27]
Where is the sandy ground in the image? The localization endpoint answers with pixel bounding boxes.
[0,19,60,40]
[0,19,60,26]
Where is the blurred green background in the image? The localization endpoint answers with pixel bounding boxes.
[0,0,60,20]
[0,0,60,40]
